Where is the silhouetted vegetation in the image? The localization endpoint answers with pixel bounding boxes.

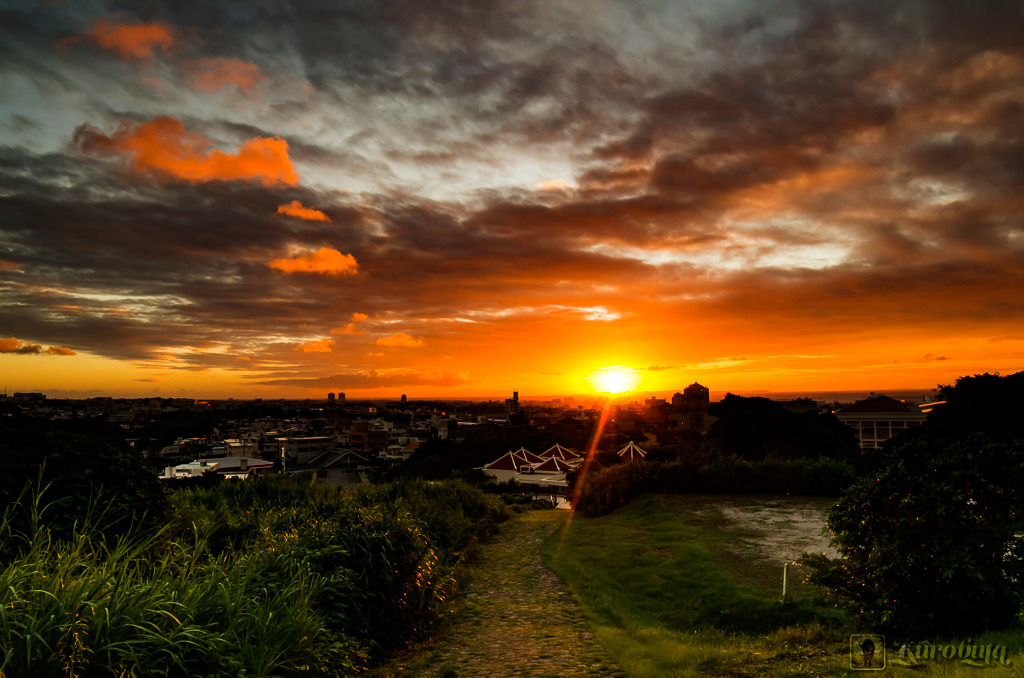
[378,438,499,480]
[804,372,1024,636]
[705,394,859,462]
[0,417,169,550]
[571,457,855,517]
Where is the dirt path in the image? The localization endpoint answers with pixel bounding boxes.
[416,510,625,678]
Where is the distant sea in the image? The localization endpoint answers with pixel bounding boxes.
[722,389,936,405]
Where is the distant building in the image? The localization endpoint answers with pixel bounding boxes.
[480,448,535,483]
[276,436,335,465]
[672,383,711,430]
[478,445,579,494]
[539,444,580,462]
[327,392,336,403]
[836,394,927,450]
[505,390,521,415]
[401,394,407,404]
[160,457,272,481]
[434,417,454,439]
[160,459,220,480]
[681,382,710,409]
[215,438,259,457]
[346,421,388,452]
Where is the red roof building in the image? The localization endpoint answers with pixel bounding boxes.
[539,443,581,462]
[533,457,576,474]
[480,444,577,488]
[483,451,527,471]
[511,447,546,464]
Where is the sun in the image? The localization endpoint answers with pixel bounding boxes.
[586,366,642,394]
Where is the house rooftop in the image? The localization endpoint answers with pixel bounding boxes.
[617,441,648,460]
[839,394,916,414]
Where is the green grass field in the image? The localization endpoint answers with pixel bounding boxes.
[541,494,1024,677]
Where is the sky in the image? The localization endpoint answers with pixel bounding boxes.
[1,0,1023,399]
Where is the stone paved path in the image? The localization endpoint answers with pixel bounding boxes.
[418,510,626,678]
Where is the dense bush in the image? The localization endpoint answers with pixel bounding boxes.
[802,372,1024,636]
[171,476,510,661]
[802,435,1024,635]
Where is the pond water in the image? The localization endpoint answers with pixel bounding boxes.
[715,496,840,561]
[662,494,840,596]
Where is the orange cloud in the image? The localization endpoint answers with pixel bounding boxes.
[330,312,370,335]
[298,339,335,353]
[375,333,425,348]
[88,20,175,61]
[74,116,299,186]
[268,247,359,275]
[0,337,76,355]
[185,58,267,94]
[0,259,19,271]
[276,200,330,222]
[536,179,576,192]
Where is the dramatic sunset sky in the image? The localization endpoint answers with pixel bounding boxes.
[2,1,1023,399]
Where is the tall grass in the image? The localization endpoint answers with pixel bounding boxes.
[1,476,509,676]
[0,499,330,676]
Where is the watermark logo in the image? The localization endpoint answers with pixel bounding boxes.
[890,640,1014,668]
[851,634,885,670]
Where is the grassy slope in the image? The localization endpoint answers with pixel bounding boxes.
[541,494,1024,678]
[0,478,510,677]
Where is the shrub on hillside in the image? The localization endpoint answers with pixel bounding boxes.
[804,372,1024,636]
[0,418,169,554]
[353,478,510,557]
[572,457,856,516]
[171,476,510,661]
[696,456,855,495]
[803,435,1024,635]
[571,461,656,516]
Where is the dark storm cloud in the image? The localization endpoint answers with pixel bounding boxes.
[0,146,370,360]
[0,143,660,365]
[688,255,1024,339]
[3,0,1024,383]
[466,193,724,247]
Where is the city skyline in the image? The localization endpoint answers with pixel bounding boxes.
[2,1,1023,399]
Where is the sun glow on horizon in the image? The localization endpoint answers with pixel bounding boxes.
[585,365,642,394]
